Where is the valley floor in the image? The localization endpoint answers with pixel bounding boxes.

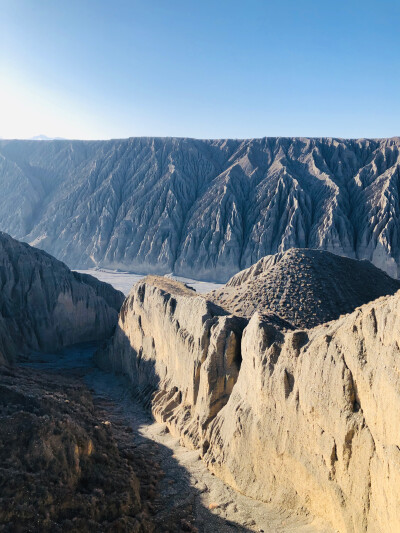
[74,269,223,295]
[23,345,333,533]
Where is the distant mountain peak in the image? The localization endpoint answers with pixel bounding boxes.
[30,134,66,141]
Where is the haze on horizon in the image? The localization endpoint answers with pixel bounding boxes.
[1,0,399,141]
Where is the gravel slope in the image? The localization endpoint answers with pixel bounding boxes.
[207,248,400,328]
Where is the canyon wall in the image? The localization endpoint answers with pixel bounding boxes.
[0,232,124,363]
[1,137,400,281]
[204,301,400,532]
[95,276,246,448]
[97,270,400,532]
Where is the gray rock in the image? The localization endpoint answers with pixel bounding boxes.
[207,248,400,328]
[1,137,400,281]
[0,232,124,363]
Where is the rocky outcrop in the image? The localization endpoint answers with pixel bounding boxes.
[2,137,400,281]
[96,276,246,448]
[207,248,400,328]
[0,232,124,364]
[98,259,400,532]
[203,294,400,532]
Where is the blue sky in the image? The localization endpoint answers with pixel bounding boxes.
[1,0,399,140]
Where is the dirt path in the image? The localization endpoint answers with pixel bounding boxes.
[24,345,334,533]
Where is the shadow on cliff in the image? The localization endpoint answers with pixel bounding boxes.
[91,360,255,533]
[21,342,255,532]
[99,394,255,532]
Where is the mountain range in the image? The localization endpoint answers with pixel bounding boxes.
[1,136,400,281]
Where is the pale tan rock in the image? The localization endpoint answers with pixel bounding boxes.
[96,276,246,447]
[98,268,400,532]
[204,295,400,532]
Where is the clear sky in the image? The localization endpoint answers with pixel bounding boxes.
[1,0,399,140]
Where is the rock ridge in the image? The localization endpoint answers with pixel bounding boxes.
[97,255,400,531]
[0,232,124,364]
[2,137,400,281]
[202,295,400,532]
[95,275,247,448]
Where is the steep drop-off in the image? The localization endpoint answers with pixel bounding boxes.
[96,276,246,449]
[203,295,400,533]
[1,137,400,281]
[0,232,124,364]
[207,248,400,327]
[97,253,400,532]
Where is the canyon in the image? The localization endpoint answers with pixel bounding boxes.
[0,232,330,532]
[96,249,400,532]
[1,140,400,531]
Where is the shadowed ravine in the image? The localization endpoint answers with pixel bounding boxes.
[22,344,332,533]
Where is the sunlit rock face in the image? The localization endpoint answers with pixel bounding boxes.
[95,276,246,449]
[1,136,400,281]
[0,232,124,364]
[204,296,400,533]
[97,253,400,532]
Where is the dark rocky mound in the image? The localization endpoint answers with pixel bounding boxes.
[0,365,154,532]
[207,248,400,328]
[0,232,124,364]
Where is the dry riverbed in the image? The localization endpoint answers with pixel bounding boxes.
[20,345,333,533]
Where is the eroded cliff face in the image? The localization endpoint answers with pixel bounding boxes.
[97,266,400,532]
[2,137,400,281]
[203,298,400,532]
[0,232,124,363]
[95,276,246,448]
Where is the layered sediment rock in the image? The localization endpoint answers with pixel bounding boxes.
[96,276,246,448]
[98,254,400,531]
[0,232,124,363]
[2,137,400,281]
